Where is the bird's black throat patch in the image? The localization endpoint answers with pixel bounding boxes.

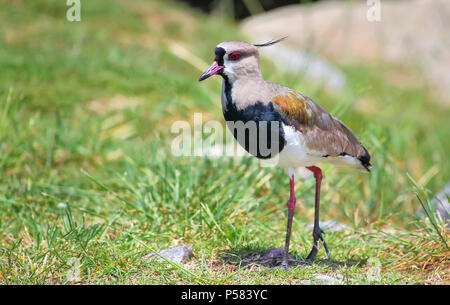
[221,78,286,159]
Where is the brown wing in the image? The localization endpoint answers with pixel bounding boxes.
[271,91,371,170]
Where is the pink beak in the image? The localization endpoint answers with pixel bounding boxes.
[198,61,224,81]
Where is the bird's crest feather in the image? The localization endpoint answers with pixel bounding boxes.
[253,37,287,48]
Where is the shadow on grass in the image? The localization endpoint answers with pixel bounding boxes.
[219,246,367,269]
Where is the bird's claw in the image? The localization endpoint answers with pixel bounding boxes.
[306,226,330,261]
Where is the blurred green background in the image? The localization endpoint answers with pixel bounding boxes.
[0,0,448,284]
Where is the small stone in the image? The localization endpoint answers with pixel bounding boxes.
[262,248,285,259]
[144,245,193,264]
[417,183,450,227]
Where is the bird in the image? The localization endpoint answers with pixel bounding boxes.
[198,38,371,268]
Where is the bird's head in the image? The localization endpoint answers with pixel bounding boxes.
[198,38,286,83]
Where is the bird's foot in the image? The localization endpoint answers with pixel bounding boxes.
[306,227,330,261]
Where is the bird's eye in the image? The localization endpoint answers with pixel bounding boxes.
[229,52,241,61]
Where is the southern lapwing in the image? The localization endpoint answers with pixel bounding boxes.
[198,38,371,268]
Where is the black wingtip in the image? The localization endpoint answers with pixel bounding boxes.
[358,146,372,172]
[362,162,372,172]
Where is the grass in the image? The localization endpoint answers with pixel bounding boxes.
[0,0,448,284]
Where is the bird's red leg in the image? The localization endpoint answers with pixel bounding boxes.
[306,166,330,261]
[282,174,296,269]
